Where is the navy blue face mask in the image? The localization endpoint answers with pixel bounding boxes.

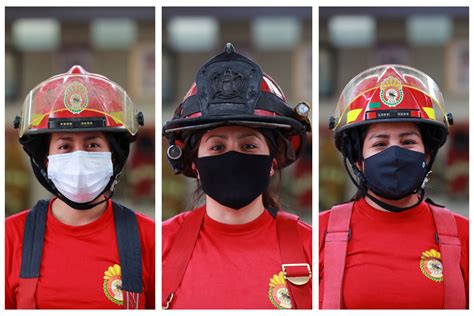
[195,151,273,210]
[363,146,427,200]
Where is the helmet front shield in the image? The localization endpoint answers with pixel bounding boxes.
[18,66,140,137]
[333,65,450,133]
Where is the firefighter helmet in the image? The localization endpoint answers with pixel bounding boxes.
[330,64,453,164]
[163,43,311,177]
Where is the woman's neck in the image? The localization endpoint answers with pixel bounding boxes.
[365,191,421,212]
[205,195,265,224]
[51,196,108,226]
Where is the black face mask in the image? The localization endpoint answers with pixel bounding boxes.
[363,146,427,200]
[195,151,273,210]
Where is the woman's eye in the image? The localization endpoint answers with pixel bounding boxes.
[402,139,417,145]
[242,143,257,150]
[210,145,224,151]
[58,144,70,150]
[87,143,101,149]
[372,142,386,148]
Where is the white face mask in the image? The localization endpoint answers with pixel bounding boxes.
[47,151,114,203]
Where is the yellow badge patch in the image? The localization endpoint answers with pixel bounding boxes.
[268,271,292,309]
[380,76,403,107]
[64,81,89,114]
[103,264,123,305]
[420,249,443,282]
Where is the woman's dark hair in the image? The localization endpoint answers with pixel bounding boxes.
[185,128,284,214]
[348,127,368,202]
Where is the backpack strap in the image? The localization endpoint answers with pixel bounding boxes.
[112,201,143,309]
[18,200,49,309]
[276,211,312,309]
[18,200,143,309]
[162,207,206,309]
[428,203,466,309]
[322,202,354,309]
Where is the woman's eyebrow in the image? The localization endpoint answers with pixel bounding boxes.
[399,131,421,138]
[368,133,389,140]
[238,133,264,140]
[54,136,73,142]
[368,131,421,140]
[205,134,228,141]
[83,136,103,141]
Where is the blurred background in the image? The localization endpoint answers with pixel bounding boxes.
[162,7,312,223]
[319,7,469,217]
[5,7,155,218]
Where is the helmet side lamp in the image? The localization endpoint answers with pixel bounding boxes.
[294,101,312,132]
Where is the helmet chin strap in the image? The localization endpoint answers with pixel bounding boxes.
[365,189,425,213]
[343,156,427,213]
[56,190,114,210]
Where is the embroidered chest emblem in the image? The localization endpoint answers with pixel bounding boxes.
[103,264,123,305]
[420,249,443,282]
[268,271,292,309]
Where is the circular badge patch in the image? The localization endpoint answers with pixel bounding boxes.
[64,81,89,114]
[380,76,403,107]
[103,264,123,305]
[268,271,292,309]
[420,249,443,282]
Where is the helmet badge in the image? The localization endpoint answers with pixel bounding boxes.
[64,81,89,114]
[211,68,246,100]
[380,76,403,107]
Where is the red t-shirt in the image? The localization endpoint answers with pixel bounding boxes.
[162,206,312,309]
[5,199,155,309]
[319,198,469,309]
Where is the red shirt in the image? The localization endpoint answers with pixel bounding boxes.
[162,206,312,309]
[5,199,155,309]
[319,198,469,309]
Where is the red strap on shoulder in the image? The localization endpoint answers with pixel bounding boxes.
[276,211,312,309]
[429,204,466,309]
[162,207,206,309]
[322,202,354,309]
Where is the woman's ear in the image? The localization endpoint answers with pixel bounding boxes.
[270,158,277,176]
[356,160,363,172]
[424,153,431,165]
[192,162,199,179]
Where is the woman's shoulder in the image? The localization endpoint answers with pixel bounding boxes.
[6,209,30,229]
[450,209,469,224]
[162,206,205,256]
[277,210,312,246]
[6,209,31,244]
[133,211,155,245]
[427,203,468,233]
[445,208,469,240]
[134,211,155,228]
[162,206,205,239]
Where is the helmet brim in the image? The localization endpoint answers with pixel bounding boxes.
[163,114,305,136]
[336,117,448,135]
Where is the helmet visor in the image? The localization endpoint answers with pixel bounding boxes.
[19,73,138,137]
[334,64,448,132]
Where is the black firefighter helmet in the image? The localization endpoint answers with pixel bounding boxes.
[163,43,311,177]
